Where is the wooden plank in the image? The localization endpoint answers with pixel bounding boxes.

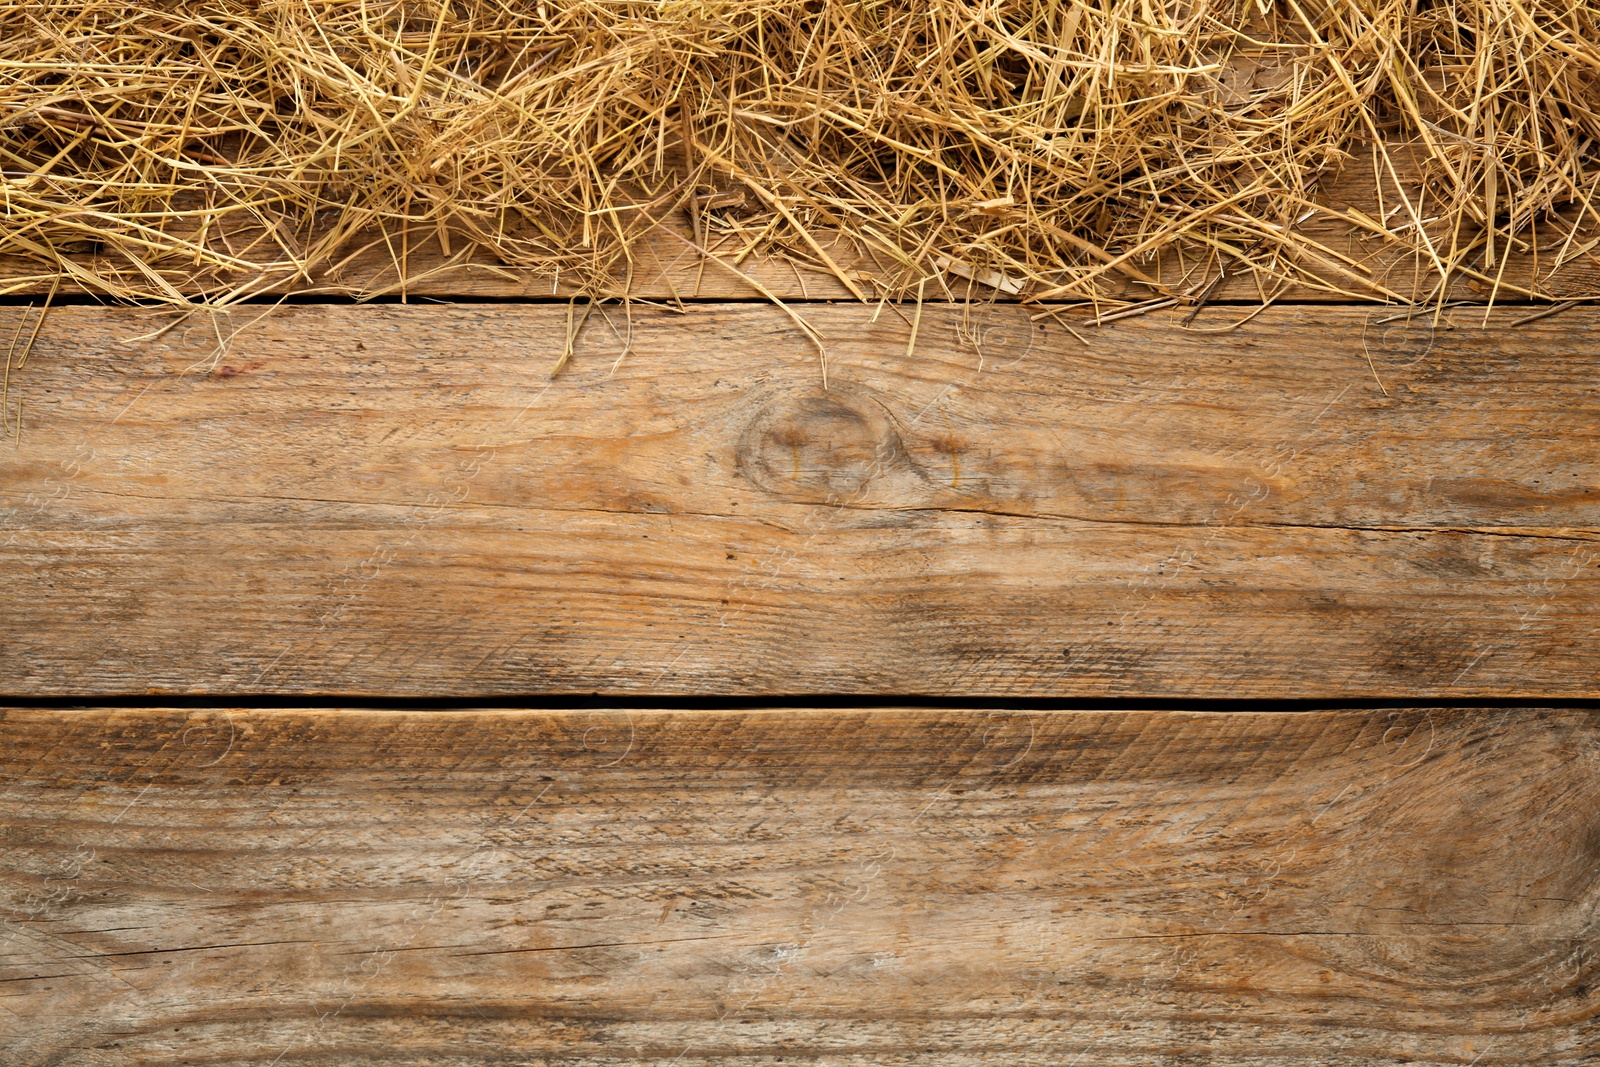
[2,303,1598,697]
[1,706,1594,1065]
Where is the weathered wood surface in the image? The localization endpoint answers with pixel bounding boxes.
[3,153,1597,303]
[3,303,1598,697]
[0,706,1594,1066]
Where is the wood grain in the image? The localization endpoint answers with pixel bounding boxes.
[0,706,1594,1066]
[2,303,1597,697]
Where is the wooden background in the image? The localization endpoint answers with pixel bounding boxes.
[4,301,1597,697]
[3,148,1599,1062]
[2,706,1596,1065]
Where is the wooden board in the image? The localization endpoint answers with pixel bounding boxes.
[1,705,1594,1066]
[2,303,1597,697]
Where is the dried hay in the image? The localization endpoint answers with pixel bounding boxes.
[1,0,1597,311]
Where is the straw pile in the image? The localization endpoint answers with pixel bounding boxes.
[2,0,1598,309]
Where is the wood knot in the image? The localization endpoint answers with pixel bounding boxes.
[736,383,925,504]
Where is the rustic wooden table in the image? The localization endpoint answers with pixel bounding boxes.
[3,189,1597,1063]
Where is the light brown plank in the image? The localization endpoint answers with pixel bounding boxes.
[2,303,1598,697]
[0,706,1594,1065]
